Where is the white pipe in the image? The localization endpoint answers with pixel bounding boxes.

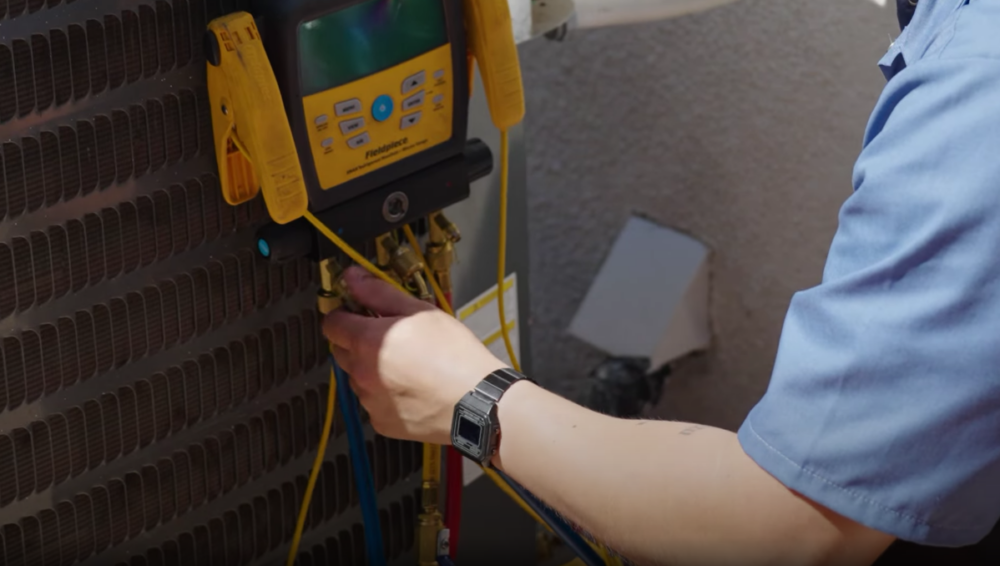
[572,0,744,29]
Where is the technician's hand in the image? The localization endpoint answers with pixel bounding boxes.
[323,267,507,445]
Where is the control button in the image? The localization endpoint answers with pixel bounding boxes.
[335,99,362,116]
[402,71,426,94]
[433,94,444,105]
[400,112,422,130]
[434,69,445,80]
[339,117,365,135]
[321,137,334,148]
[315,114,329,126]
[372,95,394,122]
[402,90,425,112]
[347,132,371,149]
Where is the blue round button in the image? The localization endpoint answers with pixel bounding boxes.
[372,95,394,122]
[257,238,271,258]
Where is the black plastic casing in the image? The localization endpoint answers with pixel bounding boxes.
[257,137,494,262]
[249,0,470,213]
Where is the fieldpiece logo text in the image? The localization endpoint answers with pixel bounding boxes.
[365,138,408,160]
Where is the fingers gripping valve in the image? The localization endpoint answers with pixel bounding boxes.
[317,259,357,315]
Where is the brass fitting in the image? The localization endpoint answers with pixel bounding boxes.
[418,509,444,566]
[426,212,461,295]
[377,233,432,301]
[421,480,440,513]
[425,241,455,295]
[375,234,393,271]
[431,212,461,244]
[317,259,347,315]
[317,258,363,314]
[409,271,432,302]
[374,234,404,286]
[418,479,443,566]
[418,443,444,566]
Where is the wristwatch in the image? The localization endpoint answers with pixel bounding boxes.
[451,368,532,465]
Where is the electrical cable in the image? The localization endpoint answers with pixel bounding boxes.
[284,360,337,566]
[333,356,387,566]
[493,469,607,566]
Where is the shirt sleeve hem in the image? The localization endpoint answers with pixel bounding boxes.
[737,417,988,547]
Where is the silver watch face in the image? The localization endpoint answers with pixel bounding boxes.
[453,405,489,460]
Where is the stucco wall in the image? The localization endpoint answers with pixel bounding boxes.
[520,0,900,430]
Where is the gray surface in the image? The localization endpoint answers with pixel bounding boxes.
[568,215,709,362]
[521,0,900,429]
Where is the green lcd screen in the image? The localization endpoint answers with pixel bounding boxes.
[298,0,448,96]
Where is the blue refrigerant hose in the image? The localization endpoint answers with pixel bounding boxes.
[332,356,387,566]
[332,356,603,566]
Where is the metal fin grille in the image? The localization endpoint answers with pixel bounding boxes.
[0,250,309,411]
[0,1,216,122]
[2,385,423,563]
[0,174,260,318]
[0,88,215,220]
[0,1,424,565]
[0,308,326,494]
[112,484,420,566]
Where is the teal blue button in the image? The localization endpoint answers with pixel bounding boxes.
[372,95,394,122]
[257,238,271,258]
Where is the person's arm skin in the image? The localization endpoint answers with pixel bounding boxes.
[325,268,895,566]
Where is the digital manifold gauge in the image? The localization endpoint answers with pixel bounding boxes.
[205,0,479,250]
[257,0,471,213]
[249,0,468,209]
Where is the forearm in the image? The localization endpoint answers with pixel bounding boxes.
[493,383,893,566]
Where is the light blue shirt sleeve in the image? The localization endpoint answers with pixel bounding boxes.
[738,1,1000,547]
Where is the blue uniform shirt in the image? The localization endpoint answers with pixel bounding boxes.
[738,0,1000,547]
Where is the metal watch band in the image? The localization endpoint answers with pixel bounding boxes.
[452,368,533,465]
[473,368,530,404]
